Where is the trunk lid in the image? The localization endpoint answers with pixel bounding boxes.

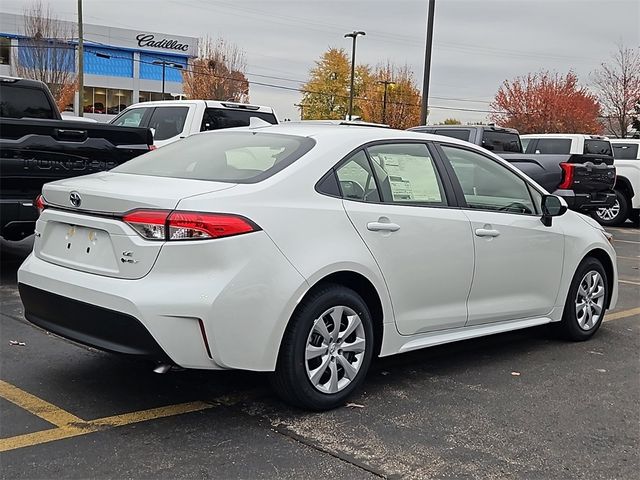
[36,173,237,279]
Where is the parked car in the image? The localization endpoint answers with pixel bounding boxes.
[594,138,640,226]
[408,125,523,153]
[520,133,613,156]
[109,99,278,148]
[0,76,154,254]
[410,127,616,213]
[19,123,618,410]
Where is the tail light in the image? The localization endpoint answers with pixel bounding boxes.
[559,162,575,189]
[122,209,259,241]
[35,194,47,216]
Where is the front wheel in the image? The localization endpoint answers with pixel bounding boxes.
[558,258,608,341]
[271,284,374,411]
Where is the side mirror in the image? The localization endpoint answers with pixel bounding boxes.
[541,194,567,226]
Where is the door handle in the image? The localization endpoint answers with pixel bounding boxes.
[475,228,500,238]
[367,222,400,232]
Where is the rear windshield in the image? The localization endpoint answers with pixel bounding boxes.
[481,130,521,152]
[533,139,571,154]
[433,129,471,141]
[612,143,639,159]
[0,84,55,119]
[112,131,315,183]
[584,139,612,156]
[201,108,277,131]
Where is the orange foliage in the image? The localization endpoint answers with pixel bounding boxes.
[490,71,602,134]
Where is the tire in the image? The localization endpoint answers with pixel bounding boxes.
[594,190,629,226]
[271,284,374,411]
[558,257,608,341]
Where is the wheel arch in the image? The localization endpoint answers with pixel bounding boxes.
[583,248,615,308]
[615,175,635,200]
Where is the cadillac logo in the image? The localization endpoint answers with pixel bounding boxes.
[69,191,82,207]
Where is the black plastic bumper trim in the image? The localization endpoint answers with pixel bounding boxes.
[18,283,170,360]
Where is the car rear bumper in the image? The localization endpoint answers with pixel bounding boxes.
[554,190,616,211]
[19,283,170,360]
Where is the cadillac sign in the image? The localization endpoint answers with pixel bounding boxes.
[136,34,189,52]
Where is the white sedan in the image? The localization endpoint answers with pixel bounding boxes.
[18,122,618,410]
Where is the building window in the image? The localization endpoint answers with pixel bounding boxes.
[83,87,132,114]
[139,90,176,102]
[0,37,10,65]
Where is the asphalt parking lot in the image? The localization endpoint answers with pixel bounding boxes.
[1,226,638,479]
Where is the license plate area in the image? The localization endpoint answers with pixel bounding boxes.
[39,222,120,273]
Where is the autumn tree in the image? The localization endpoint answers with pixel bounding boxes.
[632,98,640,132]
[182,37,249,102]
[301,48,371,120]
[14,1,76,111]
[359,62,421,129]
[592,44,640,138]
[441,118,461,125]
[490,71,601,134]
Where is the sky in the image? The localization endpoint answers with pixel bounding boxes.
[2,0,639,123]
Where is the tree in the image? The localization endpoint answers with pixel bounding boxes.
[301,48,354,119]
[359,62,421,129]
[632,98,640,133]
[441,118,461,125]
[182,37,249,102]
[592,44,640,138]
[14,1,76,111]
[490,71,601,134]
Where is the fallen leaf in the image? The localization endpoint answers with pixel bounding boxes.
[9,340,26,346]
[345,402,365,409]
[511,371,521,376]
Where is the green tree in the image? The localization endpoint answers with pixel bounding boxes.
[301,48,370,120]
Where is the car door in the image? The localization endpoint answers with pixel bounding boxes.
[436,143,565,326]
[145,106,191,147]
[337,142,475,335]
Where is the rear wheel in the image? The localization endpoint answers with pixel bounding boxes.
[271,284,374,411]
[558,258,608,341]
[595,190,629,226]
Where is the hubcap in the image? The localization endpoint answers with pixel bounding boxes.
[304,306,366,394]
[575,270,606,330]
[596,200,620,221]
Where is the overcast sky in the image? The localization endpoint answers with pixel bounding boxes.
[2,0,639,123]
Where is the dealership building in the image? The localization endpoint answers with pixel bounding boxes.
[0,12,198,120]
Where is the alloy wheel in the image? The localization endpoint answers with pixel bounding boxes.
[304,306,366,394]
[575,270,606,330]
[596,200,620,221]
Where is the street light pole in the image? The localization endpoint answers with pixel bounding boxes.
[378,80,395,124]
[344,30,365,121]
[420,0,436,125]
[77,0,84,116]
[153,60,183,100]
[294,103,307,120]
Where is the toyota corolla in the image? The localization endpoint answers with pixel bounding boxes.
[18,122,618,410]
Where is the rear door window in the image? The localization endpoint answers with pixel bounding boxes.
[584,139,612,156]
[201,108,277,131]
[433,129,472,142]
[612,143,639,159]
[147,107,189,141]
[481,130,522,152]
[335,150,380,202]
[534,139,571,154]
[0,84,55,119]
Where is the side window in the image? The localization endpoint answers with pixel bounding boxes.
[440,145,535,215]
[366,143,446,205]
[147,106,189,141]
[433,129,471,142]
[336,150,380,202]
[111,107,150,127]
[521,138,532,153]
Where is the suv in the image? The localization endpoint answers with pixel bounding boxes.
[520,134,612,156]
[408,125,522,153]
[110,100,278,148]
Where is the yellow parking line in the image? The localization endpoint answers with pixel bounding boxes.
[606,307,640,322]
[0,380,84,427]
[0,378,217,453]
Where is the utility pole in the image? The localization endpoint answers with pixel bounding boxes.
[378,80,395,124]
[294,103,307,120]
[344,30,365,121]
[420,0,436,125]
[77,0,84,116]
[152,60,183,99]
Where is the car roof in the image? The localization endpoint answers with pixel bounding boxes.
[609,138,640,144]
[123,99,274,112]
[520,133,609,140]
[410,124,520,134]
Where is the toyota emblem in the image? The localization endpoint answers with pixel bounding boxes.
[69,191,82,207]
